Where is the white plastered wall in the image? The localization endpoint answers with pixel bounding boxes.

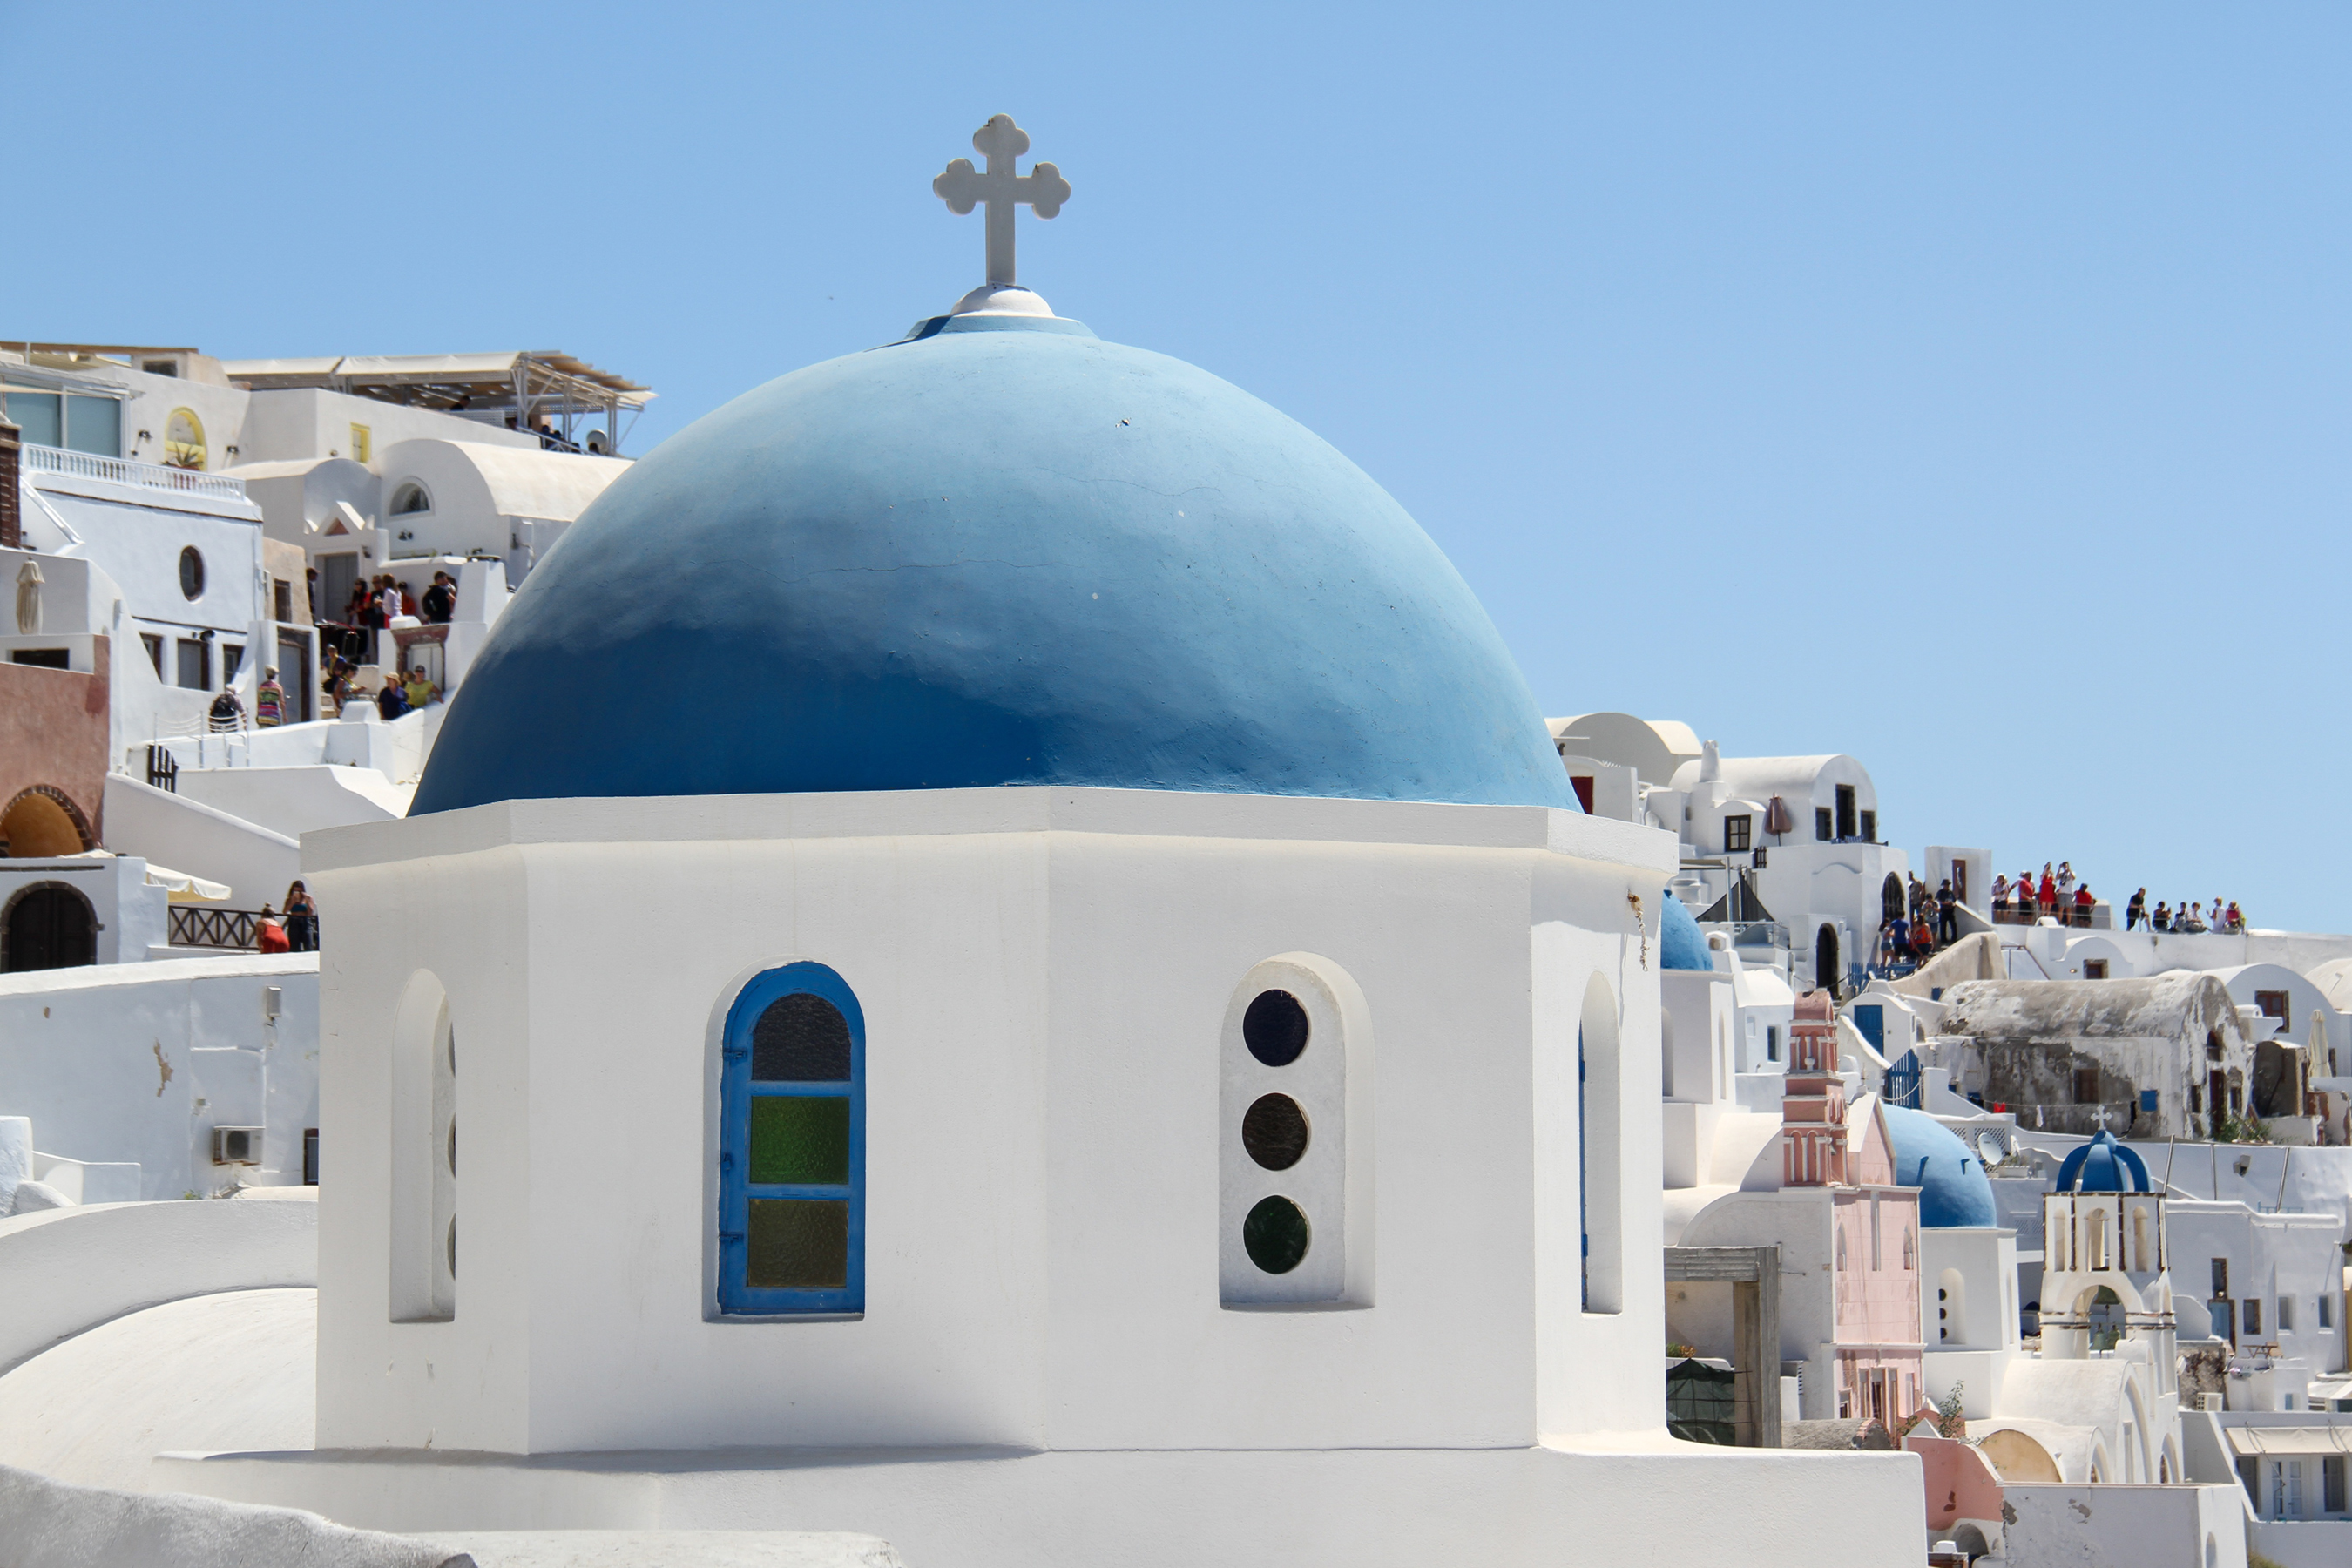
[308,788,1676,1456]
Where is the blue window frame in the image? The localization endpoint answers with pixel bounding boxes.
[719,962,865,1315]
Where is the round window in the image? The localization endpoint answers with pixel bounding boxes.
[1242,1194,1310,1274]
[1242,989,1309,1066]
[1241,1093,1309,1170]
[389,482,432,515]
[178,546,205,600]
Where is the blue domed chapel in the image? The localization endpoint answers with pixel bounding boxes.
[416,309,1572,815]
[277,118,1912,1567]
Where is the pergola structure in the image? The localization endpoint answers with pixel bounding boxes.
[220,351,653,455]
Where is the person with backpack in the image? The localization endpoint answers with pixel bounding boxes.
[422,571,457,624]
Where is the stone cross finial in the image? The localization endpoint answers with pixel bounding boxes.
[933,114,1071,287]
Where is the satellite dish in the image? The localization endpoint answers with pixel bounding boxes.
[1976,1132,2009,1167]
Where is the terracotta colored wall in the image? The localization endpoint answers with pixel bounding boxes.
[0,636,110,850]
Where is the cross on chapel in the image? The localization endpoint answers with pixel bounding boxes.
[933,114,1071,288]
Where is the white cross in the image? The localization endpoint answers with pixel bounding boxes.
[933,114,1071,288]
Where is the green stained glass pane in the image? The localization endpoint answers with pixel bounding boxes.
[747,1199,848,1289]
[749,1095,852,1185]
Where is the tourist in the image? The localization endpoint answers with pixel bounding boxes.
[1876,919,1896,971]
[207,686,245,733]
[2017,871,2038,921]
[284,881,318,952]
[1936,880,1957,943]
[2152,901,2171,931]
[1910,916,1934,965]
[322,657,355,714]
[403,666,438,708]
[2181,902,2207,934]
[2226,900,2245,933]
[376,672,410,720]
[2126,889,2146,930]
[2057,862,2077,905]
[398,580,419,618]
[2038,865,2058,914]
[1888,912,1909,967]
[422,571,456,624]
[253,904,290,955]
[377,578,403,626]
[255,666,285,727]
[1990,874,2011,920]
[2074,883,2094,926]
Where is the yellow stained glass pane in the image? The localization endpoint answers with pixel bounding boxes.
[747,1199,848,1289]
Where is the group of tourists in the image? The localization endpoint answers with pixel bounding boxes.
[204,666,294,732]
[319,569,460,664]
[253,881,321,954]
[1876,875,1962,971]
[1990,862,2099,927]
[2126,890,2246,934]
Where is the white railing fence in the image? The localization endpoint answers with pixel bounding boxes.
[22,442,248,500]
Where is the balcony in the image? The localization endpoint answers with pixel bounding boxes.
[22,442,248,501]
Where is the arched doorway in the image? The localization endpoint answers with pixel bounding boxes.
[1881,873,1905,924]
[1815,924,1840,997]
[0,787,92,858]
[3,882,98,970]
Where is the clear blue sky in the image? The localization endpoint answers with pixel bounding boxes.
[8,3,2347,927]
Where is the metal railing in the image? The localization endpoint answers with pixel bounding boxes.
[169,906,263,950]
[22,442,248,500]
[145,744,179,792]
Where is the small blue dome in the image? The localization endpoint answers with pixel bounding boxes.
[415,314,1575,815]
[1882,1104,1999,1228]
[2055,1130,2151,1193]
[1660,891,1710,970]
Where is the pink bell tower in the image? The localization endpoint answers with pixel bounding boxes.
[1781,990,1849,1186]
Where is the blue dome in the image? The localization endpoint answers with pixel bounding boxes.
[1881,1104,1999,1228]
[2055,1130,2151,1194]
[1660,891,1710,970]
[414,314,1575,815]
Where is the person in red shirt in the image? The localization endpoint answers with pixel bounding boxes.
[2074,883,2095,927]
[254,905,290,954]
[2038,868,2058,910]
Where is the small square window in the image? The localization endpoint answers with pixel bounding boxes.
[1767,1025,1780,1063]
[140,632,164,676]
[2073,1065,2100,1104]
[2085,960,2108,980]
[1815,807,1833,842]
[1858,810,1876,842]
[2246,1298,2263,1336]
[2321,1294,2334,1330]
[1723,814,1751,852]
[2280,1295,2296,1333]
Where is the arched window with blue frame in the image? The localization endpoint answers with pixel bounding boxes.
[719,963,865,1315]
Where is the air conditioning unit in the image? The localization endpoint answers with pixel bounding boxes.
[2198,1392,2225,1412]
[212,1126,263,1166]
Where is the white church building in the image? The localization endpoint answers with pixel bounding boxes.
[0,118,1936,1565]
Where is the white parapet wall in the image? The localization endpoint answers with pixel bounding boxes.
[101,774,299,909]
[0,1200,317,1374]
[0,953,321,1199]
[2003,1481,2250,1568]
[170,765,409,841]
